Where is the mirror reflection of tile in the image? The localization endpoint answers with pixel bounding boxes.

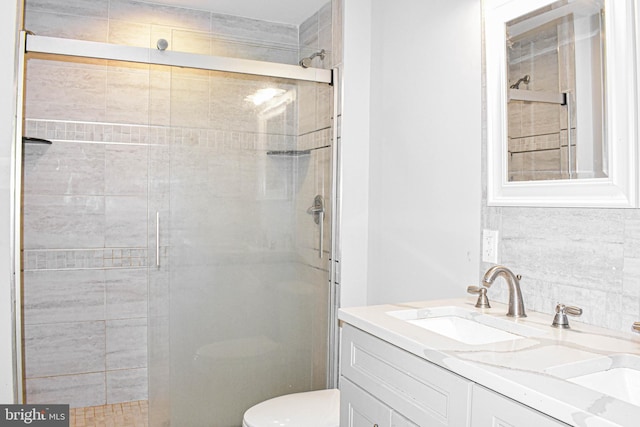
[506,0,606,182]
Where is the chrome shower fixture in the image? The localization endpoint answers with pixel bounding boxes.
[299,49,326,68]
[156,39,168,51]
[510,74,530,89]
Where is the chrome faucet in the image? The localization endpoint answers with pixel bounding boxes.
[482,265,526,318]
[551,303,582,329]
[633,322,640,333]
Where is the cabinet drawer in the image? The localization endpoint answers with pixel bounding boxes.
[341,324,472,426]
[341,377,392,427]
[341,377,419,427]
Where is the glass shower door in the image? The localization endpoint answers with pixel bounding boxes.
[148,64,334,426]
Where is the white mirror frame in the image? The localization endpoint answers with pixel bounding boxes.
[485,0,638,207]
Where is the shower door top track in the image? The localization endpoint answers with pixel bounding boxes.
[24,32,333,84]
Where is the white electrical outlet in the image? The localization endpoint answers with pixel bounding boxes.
[482,229,499,264]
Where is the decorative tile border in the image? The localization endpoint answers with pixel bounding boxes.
[24,119,299,152]
[298,127,332,151]
[23,248,148,271]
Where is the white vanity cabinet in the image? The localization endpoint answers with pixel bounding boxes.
[340,323,572,427]
[340,324,472,426]
[339,300,640,426]
[470,385,570,427]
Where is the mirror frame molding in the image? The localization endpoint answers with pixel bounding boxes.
[485,0,638,207]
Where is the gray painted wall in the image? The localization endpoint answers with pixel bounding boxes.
[366,0,482,304]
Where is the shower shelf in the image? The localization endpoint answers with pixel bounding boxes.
[508,89,565,105]
[266,149,311,156]
[22,137,52,145]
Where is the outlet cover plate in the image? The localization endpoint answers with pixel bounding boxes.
[482,229,499,264]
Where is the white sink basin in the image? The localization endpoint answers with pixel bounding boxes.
[548,354,640,406]
[386,306,544,345]
[568,368,640,406]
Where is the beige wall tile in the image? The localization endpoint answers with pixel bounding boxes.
[108,20,152,47]
[23,195,105,249]
[27,373,106,408]
[25,11,108,42]
[24,321,106,378]
[106,319,148,370]
[109,0,210,31]
[23,270,106,325]
[106,369,148,404]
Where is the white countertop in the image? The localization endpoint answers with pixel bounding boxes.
[338,298,640,427]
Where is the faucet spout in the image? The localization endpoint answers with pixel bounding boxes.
[482,265,526,318]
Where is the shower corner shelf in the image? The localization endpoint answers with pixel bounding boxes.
[266,149,311,157]
[22,136,53,145]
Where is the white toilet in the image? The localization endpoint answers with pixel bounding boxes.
[242,389,340,427]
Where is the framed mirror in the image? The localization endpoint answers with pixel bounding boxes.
[485,0,638,207]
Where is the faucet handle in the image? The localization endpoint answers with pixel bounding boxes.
[552,303,582,329]
[467,286,491,309]
[633,322,640,333]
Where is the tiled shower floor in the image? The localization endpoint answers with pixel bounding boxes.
[70,401,148,427]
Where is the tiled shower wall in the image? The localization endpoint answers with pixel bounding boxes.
[22,0,335,409]
[25,0,301,64]
[22,119,152,407]
[297,1,334,268]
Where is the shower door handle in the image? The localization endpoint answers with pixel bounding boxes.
[318,209,324,258]
[307,195,325,258]
[156,211,160,267]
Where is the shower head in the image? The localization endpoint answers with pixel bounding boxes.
[299,57,312,68]
[299,49,326,68]
[510,74,530,89]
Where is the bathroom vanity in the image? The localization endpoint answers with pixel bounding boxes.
[338,299,640,427]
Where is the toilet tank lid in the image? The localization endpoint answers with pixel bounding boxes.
[243,389,340,427]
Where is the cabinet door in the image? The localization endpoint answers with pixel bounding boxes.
[471,385,570,427]
[341,324,472,426]
[341,377,391,427]
[392,412,419,427]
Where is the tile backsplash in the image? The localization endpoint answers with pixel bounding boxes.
[482,206,640,333]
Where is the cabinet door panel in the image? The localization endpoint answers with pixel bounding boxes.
[341,324,472,426]
[341,378,391,427]
[392,412,419,427]
[471,385,570,427]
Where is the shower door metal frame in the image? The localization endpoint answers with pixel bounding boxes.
[328,66,341,389]
[13,30,341,401]
[25,34,333,84]
[12,30,27,404]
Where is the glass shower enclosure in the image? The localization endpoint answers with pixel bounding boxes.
[19,32,336,427]
[147,67,335,426]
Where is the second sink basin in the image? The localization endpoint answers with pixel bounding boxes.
[386,306,545,345]
[546,354,640,406]
[568,367,640,406]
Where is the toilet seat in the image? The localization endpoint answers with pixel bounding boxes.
[242,389,340,427]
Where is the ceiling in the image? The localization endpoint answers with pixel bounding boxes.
[146,0,330,25]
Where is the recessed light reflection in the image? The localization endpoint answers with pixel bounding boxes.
[245,88,286,106]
